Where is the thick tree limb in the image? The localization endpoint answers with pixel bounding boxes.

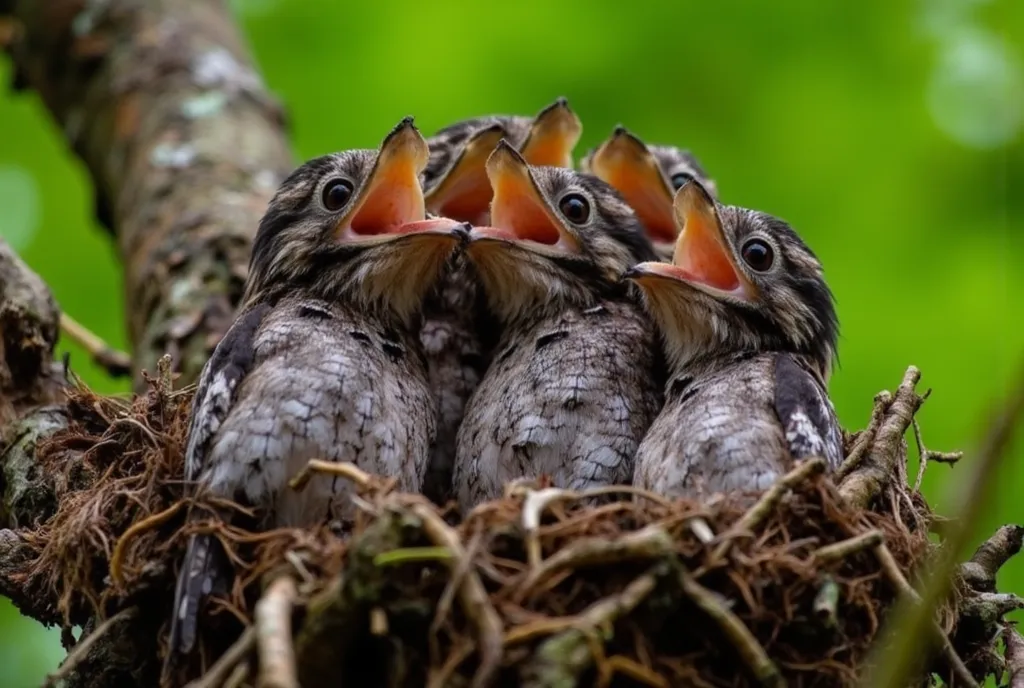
[0,1,293,686]
[2,0,294,388]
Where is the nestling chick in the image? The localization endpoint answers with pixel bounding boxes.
[418,99,582,502]
[625,180,840,498]
[454,141,662,511]
[583,126,717,260]
[166,119,466,670]
[424,97,582,224]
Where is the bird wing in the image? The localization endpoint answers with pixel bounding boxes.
[166,302,270,668]
[773,353,843,470]
[183,302,270,481]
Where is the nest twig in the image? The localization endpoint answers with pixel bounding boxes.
[1,365,1021,688]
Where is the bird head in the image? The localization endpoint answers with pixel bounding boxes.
[241,117,468,323]
[422,97,582,225]
[582,126,717,252]
[624,180,837,379]
[467,140,657,323]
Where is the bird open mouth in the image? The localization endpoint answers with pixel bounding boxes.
[424,98,582,226]
[470,141,578,253]
[625,181,753,301]
[424,124,505,226]
[337,118,461,240]
[519,97,582,169]
[587,127,676,245]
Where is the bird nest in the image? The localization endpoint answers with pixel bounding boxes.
[1,360,1020,688]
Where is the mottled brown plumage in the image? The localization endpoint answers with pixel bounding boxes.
[166,119,466,667]
[418,99,582,503]
[454,141,662,511]
[625,180,840,499]
[583,126,717,260]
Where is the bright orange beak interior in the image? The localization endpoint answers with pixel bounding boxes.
[424,128,505,225]
[521,104,581,169]
[486,174,561,244]
[671,188,741,292]
[521,129,575,168]
[347,125,429,236]
[475,145,567,246]
[590,138,676,244]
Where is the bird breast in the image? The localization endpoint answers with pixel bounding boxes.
[198,297,435,528]
[419,255,491,503]
[454,300,661,510]
[634,352,790,499]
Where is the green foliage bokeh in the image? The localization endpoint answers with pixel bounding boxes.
[0,0,1021,685]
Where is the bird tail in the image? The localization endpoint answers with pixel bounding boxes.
[164,533,227,671]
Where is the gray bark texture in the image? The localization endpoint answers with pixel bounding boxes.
[0,0,293,685]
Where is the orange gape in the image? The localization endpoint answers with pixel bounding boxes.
[521,129,575,168]
[488,170,561,245]
[604,166,676,244]
[432,173,494,226]
[673,209,741,292]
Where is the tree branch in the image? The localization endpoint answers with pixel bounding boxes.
[1,1,294,686]
[2,0,294,388]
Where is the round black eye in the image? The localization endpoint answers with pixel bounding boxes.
[321,179,354,211]
[670,172,694,190]
[558,193,590,225]
[741,239,774,272]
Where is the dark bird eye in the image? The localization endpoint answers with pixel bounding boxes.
[671,172,694,190]
[741,239,774,272]
[321,179,354,211]
[558,193,590,225]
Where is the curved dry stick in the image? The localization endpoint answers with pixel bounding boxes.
[407,501,504,688]
[42,607,137,688]
[910,418,962,492]
[255,576,298,688]
[109,500,184,588]
[525,571,661,688]
[812,529,884,565]
[679,573,785,688]
[288,459,374,492]
[838,367,923,509]
[184,626,255,688]
[711,458,826,562]
[59,312,132,378]
[514,525,674,602]
[872,543,978,688]
[835,391,892,481]
[960,524,1024,591]
[1005,627,1024,688]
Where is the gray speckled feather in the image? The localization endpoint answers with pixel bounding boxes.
[418,104,580,503]
[197,297,434,524]
[634,352,840,498]
[455,300,660,509]
[408,255,489,503]
[626,181,841,500]
[453,148,661,511]
[167,128,457,668]
[171,296,435,655]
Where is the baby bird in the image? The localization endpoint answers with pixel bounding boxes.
[583,126,717,260]
[424,97,583,223]
[166,119,466,667]
[454,141,662,511]
[418,99,582,502]
[625,180,840,498]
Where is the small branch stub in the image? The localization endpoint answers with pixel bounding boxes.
[255,577,298,688]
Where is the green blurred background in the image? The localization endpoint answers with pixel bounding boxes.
[1,0,1021,684]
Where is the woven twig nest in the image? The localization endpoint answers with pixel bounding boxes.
[1,362,1020,688]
